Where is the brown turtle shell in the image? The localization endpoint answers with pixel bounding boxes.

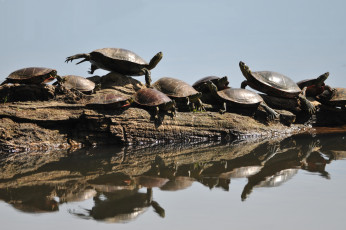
[87,92,129,105]
[133,88,172,106]
[5,67,57,84]
[61,75,95,92]
[152,77,200,98]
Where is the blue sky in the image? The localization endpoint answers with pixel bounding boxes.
[1,0,346,88]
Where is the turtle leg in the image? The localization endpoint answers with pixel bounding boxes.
[241,80,249,89]
[65,53,90,63]
[142,68,152,88]
[219,102,227,114]
[299,87,316,115]
[260,102,279,121]
[196,98,206,112]
[88,64,99,74]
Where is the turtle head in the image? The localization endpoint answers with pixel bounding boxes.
[148,52,163,69]
[316,72,329,85]
[218,76,229,90]
[239,61,252,78]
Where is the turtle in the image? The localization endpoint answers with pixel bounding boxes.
[296,72,333,97]
[152,77,205,111]
[192,76,229,92]
[55,75,96,94]
[206,82,279,121]
[192,76,230,105]
[1,67,58,85]
[316,87,346,110]
[86,90,132,109]
[65,48,163,87]
[133,88,176,118]
[239,61,316,115]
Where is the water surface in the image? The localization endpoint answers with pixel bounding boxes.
[0,131,345,230]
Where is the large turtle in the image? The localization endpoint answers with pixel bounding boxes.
[86,90,132,109]
[133,88,176,118]
[152,77,205,111]
[239,61,316,115]
[316,87,346,110]
[65,48,163,87]
[297,72,332,97]
[55,75,96,94]
[206,82,279,121]
[1,67,58,85]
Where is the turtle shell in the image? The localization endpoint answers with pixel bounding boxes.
[153,77,200,98]
[134,88,172,106]
[250,71,301,97]
[193,76,229,92]
[61,75,95,92]
[5,67,57,84]
[217,88,263,106]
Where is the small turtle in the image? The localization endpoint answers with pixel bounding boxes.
[133,88,176,117]
[192,76,230,105]
[317,87,346,110]
[65,48,163,87]
[152,77,205,111]
[239,61,315,115]
[297,72,332,97]
[56,75,96,94]
[1,67,58,85]
[206,82,279,121]
[192,76,229,92]
[86,90,132,109]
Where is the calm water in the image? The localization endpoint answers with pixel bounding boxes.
[0,130,345,230]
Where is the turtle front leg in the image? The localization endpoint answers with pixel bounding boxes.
[219,102,227,114]
[298,88,316,115]
[88,64,99,74]
[241,80,249,89]
[260,102,279,121]
[196,98,206,112]
[65,53,90,64]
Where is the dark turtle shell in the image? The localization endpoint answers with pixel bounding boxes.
[239,62,301,98]
[193,76,229,92]
[217,88,263,107]
[2,67,57,85]
[60,75,95,92]
[134,88,172,106]
[152,77,201,98]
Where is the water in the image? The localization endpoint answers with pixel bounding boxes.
[0,131,345,230]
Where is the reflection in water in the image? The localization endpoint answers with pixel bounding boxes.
[0,131,345,222]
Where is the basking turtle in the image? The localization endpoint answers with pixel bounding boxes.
[86,90,132,109]
[206,82,279,121]
[133,88,176,117]
[1,67,58,85]
[152,77,205,111]
[192,76,229,92]
[192,76,230,105]
[239,61,316,115]
[297,72,332,97]
[317,87,346,110]
[56,75,96,93]
[65,48,163,87]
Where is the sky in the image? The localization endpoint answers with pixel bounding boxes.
[1,0,346,89]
